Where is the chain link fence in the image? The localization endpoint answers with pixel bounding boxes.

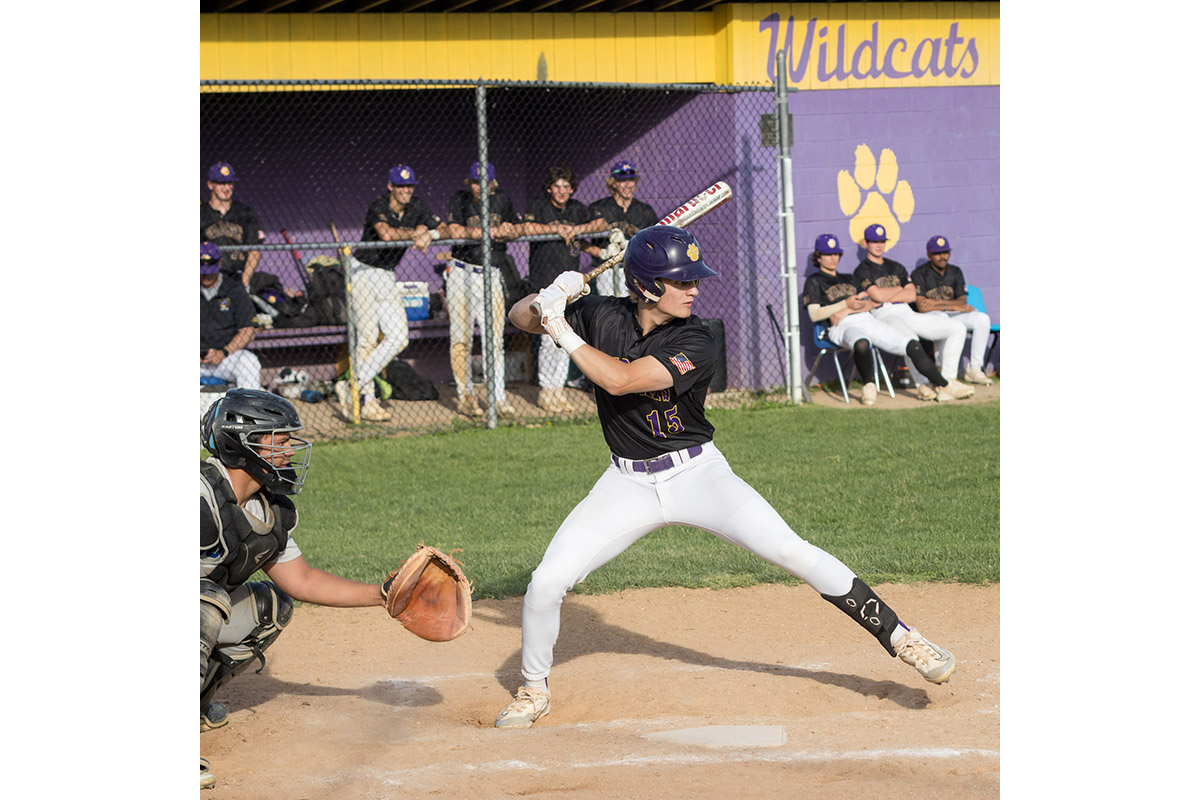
[201,79,784,440]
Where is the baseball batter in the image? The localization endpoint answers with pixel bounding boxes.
[494,226,957,729]
[803,233,953,405]
[852,224,974,401]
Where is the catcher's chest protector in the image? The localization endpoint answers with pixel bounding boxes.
[200,461,297,592]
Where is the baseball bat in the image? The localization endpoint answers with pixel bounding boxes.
[330,222,360,424]
[582,180,733,283]
[280,229,314,296]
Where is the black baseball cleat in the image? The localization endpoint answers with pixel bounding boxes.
[201,701,229,732]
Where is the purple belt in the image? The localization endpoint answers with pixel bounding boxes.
[612,445,704,474]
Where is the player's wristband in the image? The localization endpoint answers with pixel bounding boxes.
[556,330,584,355]
[429,230,440,240]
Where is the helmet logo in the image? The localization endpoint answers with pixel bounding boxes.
[686,243,700,262]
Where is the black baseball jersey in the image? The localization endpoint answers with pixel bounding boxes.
[446,188,521,265]
[524,194,600,292]
[201,200,264,278]
[910,262,967,302]
[353,194,443,270]
[586,195,658,268]
[802,271,859,311]
[566,295,716,460]
[201,275,256,353]
[852,257,911,293]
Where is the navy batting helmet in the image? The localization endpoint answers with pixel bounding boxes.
[202,388,312,495]
[623,226,716,303]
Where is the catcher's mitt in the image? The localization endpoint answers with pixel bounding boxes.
[382,544,472,641]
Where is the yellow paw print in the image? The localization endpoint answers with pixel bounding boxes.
[837,144,915,251]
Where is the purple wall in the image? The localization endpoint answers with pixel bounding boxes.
[788,85,1001,381]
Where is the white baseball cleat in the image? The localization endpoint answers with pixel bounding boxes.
[915,383,937,402]
[861,383,877,407]
[946,379,975,399]
[360,399,391,422]
[335,380,355,419]
[894,628,956,684]
[495,685,551,728]
[963,366,993,385]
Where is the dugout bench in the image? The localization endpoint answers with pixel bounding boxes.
[245,318,530,389]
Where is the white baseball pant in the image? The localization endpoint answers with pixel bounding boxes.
[517,443,858,682]
[200,350,262,390]
[870,303,965,384]
[942,309,992,371]
[445,259,508,406]
[347,255,410,401]
[538,333,571,390]
[828,312,923,378]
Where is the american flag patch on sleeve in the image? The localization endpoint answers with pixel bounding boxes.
[668,353,695,375]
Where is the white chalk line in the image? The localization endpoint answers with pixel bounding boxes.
[367,746,999,786]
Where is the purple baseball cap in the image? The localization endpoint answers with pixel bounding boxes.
[200,242,222,274]
[864,224,888,242]
[814,233,843,255]
[468,161,496,181]
[610,160,639,179]
[926,235,951,253]
[207,162,237,183]
[388,164,418,185]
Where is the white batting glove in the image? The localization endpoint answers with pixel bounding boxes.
[552,270,590,303]
[530,285,568,320]
[542,311,584,355]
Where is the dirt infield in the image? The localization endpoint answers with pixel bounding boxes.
[201,582,999,799]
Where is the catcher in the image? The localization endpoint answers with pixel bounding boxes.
[200,389,470,790]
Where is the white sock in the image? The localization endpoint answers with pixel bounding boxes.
[524,678,548,692]
[890,622,911,649]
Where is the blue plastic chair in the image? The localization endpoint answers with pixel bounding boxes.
[965,285,1000,371]
[805,322,894,404]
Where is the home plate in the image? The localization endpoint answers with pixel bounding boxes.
[644,725,787,748]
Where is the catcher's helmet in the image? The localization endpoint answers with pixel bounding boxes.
[623,225,716,303]
[201,388,312,495]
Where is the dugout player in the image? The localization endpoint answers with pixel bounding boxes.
[521,165,605,412]
[584,160,659,297]
[201,243,263,390]
[493,226,957,729]
[852,224,974,401]
[338,163,449,423]
[201,162,265,287]
[910,235,993,385]
[444,161,522,418]
[803,233,954,405]
[199,389,394,789]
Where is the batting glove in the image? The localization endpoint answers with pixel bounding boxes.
[542,311,584,355]
[552,270,590,304]
[530,285,568,320]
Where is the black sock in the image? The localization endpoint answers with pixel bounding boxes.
[851,339,874,383]
[906,340,947,387]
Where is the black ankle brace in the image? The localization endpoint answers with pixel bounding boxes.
[820,577,900,656]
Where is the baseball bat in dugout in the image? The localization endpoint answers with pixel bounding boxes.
[583,180,733,283]
[330,222,360,424]
[280,228,314,296]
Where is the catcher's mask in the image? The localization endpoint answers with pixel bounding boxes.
[623,225,716,303]
[202,388,312,495]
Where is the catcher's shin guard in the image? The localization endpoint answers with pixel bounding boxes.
[200,580,232,690]
[201,581,293,707]
[821,577,901,656]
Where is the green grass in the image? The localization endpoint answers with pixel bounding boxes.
[278,401,998,599]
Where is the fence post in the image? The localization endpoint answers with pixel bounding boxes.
[476,80,498,428]
[775,50,807,403]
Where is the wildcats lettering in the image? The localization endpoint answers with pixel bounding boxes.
[759,15,980,86]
